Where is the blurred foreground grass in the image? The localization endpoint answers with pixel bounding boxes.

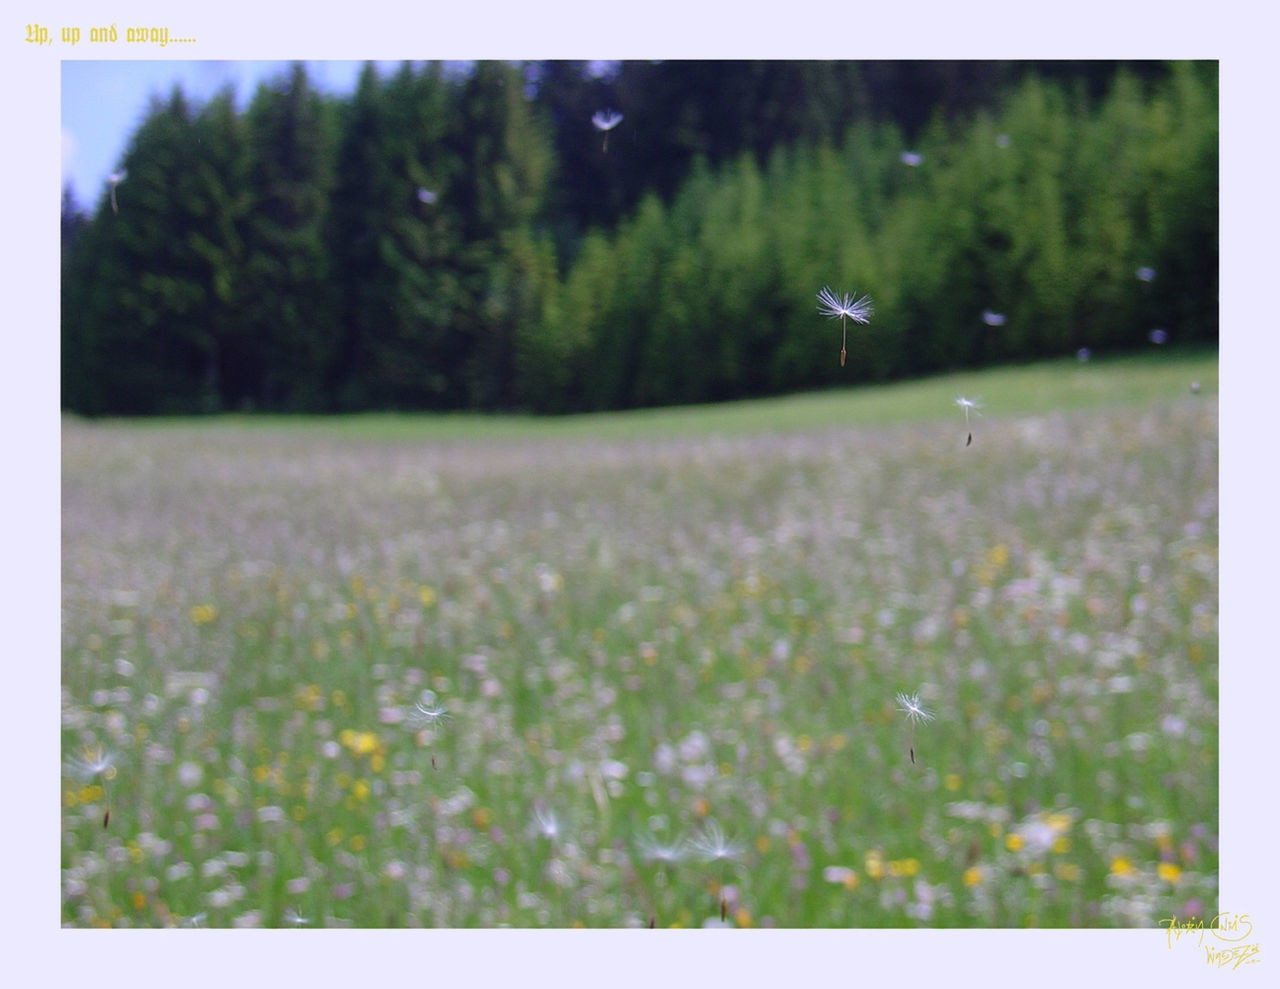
[62,349,1217,927]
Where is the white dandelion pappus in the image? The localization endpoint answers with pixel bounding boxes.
[591,109,623,151]
[408,700,450,733]
[107,170,126,215]
[817,286,874,367]
[690,821,744,863]
[533,804,562,840]
[954,395,982,424]
[67,745,116,782]
[636,830,687,865]
[896,691,935,725]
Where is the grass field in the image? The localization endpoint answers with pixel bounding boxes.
[61,349,1218,928]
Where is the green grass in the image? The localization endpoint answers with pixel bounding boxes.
[76,346,1218,442]
[61,350,1218,928]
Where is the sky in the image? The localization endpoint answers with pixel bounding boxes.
[12,0,1280,985]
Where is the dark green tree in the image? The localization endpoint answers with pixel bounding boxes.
[239,63,339,410]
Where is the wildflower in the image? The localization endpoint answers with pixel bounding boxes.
[996,134,1011,148]
[1077,347,1091,362]
[1136,266,1156,282]
[981,309,1006,326]
[107,170,126,214]
[816,286,874,367]
[1148,329,1168,345]
[591,109,623,152]
[900,151,923,166]
[417,187,437,205]
[955,395,982,447]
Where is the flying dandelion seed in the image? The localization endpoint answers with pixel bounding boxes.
[69,745,116,825]
[409,700,450,729]
[107,171,126,214]
[955,395,982,447]
[691,821,743,863]
[533,804,562,841]
[637,831,687,865]
[896,691,933,765]
[896,691,934,725]
[817,286,873,367]
[591,109,623,152]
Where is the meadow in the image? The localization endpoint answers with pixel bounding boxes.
[61,350,1219,928]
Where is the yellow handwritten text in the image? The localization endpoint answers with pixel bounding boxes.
[1204,942,1262,970]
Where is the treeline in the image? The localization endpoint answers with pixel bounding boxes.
[61,61,1217,415]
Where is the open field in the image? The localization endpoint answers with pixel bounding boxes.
[61,350,1218,928]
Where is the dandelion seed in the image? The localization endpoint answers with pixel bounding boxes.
[955,395,982,447]
[68,745,116,781]
[636,832,687,865]
[107,170,126,214]
[284,906,309,927]
[896,691,933,765]
[817,286,873,367]
[408,700,450,743]
[533,804,562,840]
[896,691,934,725]
[690,821,743,863]
[591,109,623,152]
